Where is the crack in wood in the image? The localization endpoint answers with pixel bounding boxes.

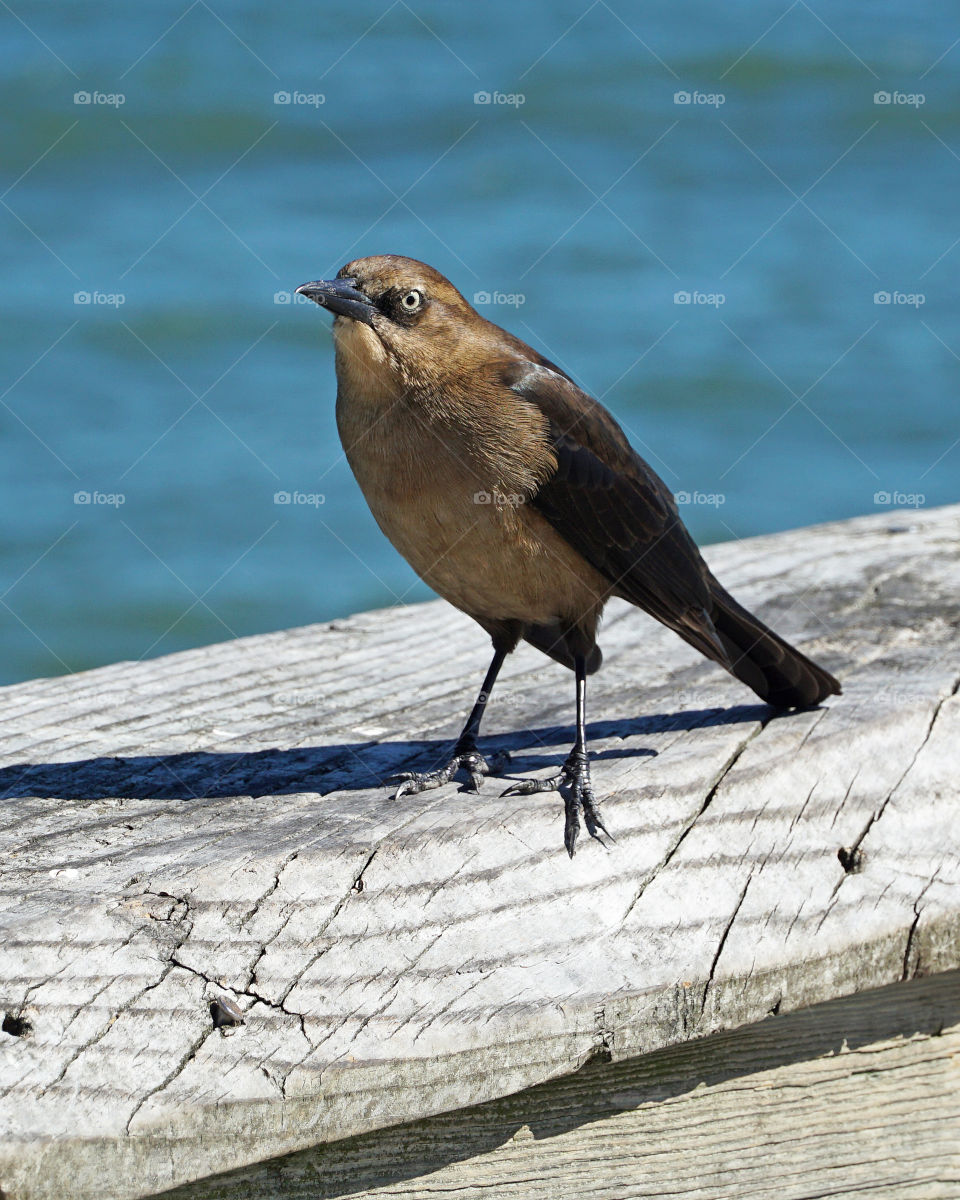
[902,867,943,983]
[821,673,960,924]
[619,716,769,926]
[124,1019,214,1135]
[263,846,381,1011]
[700,874,753,1019]
[237,850,300,930]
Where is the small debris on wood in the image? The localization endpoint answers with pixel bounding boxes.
[210,996,244,1029]
[2,1014,31,1038]
[838,846,864,874]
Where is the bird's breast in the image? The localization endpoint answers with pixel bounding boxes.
[335,381,609,627]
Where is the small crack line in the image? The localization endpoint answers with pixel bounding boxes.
[830,765,861,829]
[902,864,942,981]
[620,716,768,924]
[125,1022,214,1135]
[266,846,380,1008]
[238,849,299,929]
[793,705,828,753]
[825,674,960,916]
[244,906,296,994]
[700,873,752,1019]
[34,900,197,1099]
[410,975,485,1046]
[310,929,447,1061]
[788,777,821,833]
[39,960,176,1096]
[262,784,461,1012]
[169,956,306,1043]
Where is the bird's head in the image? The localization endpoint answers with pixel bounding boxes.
[296,255,491,388]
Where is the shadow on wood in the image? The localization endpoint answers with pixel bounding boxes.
[0,706,772,801]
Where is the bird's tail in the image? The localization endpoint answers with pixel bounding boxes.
[704,581,840,708]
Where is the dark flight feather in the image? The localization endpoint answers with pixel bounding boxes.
[504,360,840,707]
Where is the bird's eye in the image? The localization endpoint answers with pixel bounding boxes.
[400,289,423,312]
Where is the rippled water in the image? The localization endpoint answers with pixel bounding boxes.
[1,2,955,683]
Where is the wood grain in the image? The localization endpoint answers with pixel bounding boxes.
[1,505,958,1200]
[156,970,960,1199]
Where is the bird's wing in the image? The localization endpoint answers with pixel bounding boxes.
[502,360,728,660]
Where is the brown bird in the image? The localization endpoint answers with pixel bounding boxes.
[297,255,840,855]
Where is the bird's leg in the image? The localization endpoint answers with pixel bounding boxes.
[390,648,511,799]
[501,655,611,856]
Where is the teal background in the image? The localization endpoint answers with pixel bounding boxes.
[1,2,955,683]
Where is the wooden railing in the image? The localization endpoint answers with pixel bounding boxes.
[1,504,958,1199]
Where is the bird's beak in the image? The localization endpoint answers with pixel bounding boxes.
[295,277,376,324]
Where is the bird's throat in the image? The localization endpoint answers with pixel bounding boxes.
[332,317,396,405]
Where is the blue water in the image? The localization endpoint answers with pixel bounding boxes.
[1,2,956,684]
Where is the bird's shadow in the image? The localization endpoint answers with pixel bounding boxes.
[0,705,772,803]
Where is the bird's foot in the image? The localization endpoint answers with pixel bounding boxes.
[501,747,612,857]
[390,744,511,799]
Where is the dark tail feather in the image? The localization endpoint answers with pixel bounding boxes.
[707,583,841,708]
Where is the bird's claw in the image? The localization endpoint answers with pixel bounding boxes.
[389,747,510,800]
[500,771,566,797]
[501,749,613,857]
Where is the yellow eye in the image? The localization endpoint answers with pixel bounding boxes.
[401,289,423,311]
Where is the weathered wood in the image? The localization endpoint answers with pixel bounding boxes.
[1,504,959,1200]
[155,970,960,1199]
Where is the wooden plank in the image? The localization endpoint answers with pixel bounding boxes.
[1,505,959,1200]
[154,970,960,1200]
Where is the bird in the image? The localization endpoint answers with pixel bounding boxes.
[296,255,840,856]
